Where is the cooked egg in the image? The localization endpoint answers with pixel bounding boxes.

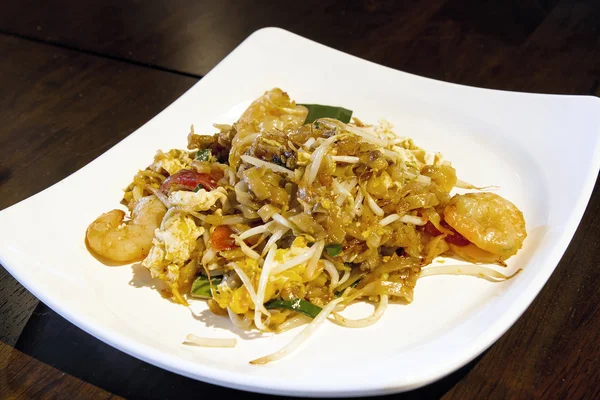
[150,149,193,175]
[142,213,203,283]
[169,187,227,211]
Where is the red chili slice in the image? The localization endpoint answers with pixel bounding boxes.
[440,220,470,246]
[160,169,222,193]
[424,221,470,246]
[210,225,237,251]
[424,221,442,237]
[443,230,470,246]
[207,169,225,186]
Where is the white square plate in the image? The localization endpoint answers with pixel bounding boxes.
[1,28,599,397]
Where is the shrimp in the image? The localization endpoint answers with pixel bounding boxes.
[446,243,506,265]
[86,195,167,263]
[229,88,308,170]
[443,192,526,261]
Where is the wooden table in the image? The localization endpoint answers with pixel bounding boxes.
[1,1,599,398]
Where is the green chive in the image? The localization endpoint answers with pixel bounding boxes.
[265,298,323,318]
[195,149,211,161]
[190,275,222,299]
[300,104,353,124]
[325,243,342,257]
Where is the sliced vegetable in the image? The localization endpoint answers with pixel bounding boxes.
[424,221,442,237]
[196,148,211,161]
[424,221,470,246]
[444,229,470,246]
[210,225,237,251]
[325,243,342,257]
[300,104,353,124]
[265,298,323,319]
[194,171,222,191]
[190,275,223,298]
[160,169,221,193]
[193,184,205,192]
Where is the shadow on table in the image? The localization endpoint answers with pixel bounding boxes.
[15,303,484,399]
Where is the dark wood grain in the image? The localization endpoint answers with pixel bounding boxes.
[2,0,598,94]
[3,0,597,94]
[1,0,600,398]
[0,33,197,348]
[0,341,121,399]
[0,0,446,76]
[0,34,197,212]
[0,272,37,347]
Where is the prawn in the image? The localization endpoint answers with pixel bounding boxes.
[229,88,308,170]
[86,195,167,263]
[443,192,526,261]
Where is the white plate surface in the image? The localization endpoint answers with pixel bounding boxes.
[1,28,599,397]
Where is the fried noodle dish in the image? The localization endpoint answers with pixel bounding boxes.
[86,88,527,364]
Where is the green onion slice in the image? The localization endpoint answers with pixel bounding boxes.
[325,243,342,257]
[190,275,222,298]
[300,104,353,124]
[265,298,323,318]
[195,149,211,161]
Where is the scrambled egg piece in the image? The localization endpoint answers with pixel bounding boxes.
[169,187,227,210]
[367,170,393,198]
[391,145,420,171]
[142,213,204,301]
[296,151,311,166]
[213,238,316,315]
[150,149,193,175]
[275,237,310,260]
[141,185,225,304]
[213,258,260,315]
